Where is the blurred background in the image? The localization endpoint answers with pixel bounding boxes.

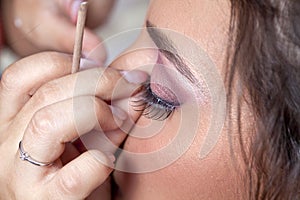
[0,0,150,72]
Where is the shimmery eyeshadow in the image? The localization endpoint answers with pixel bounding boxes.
[150,83,179,105]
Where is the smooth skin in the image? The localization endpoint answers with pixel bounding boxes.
[111,0,251,199]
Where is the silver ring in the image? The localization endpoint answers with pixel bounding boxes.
[19,141,53,167]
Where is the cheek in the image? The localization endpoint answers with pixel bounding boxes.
[118,144,239,199]
[115,99,237,199]
[121,97,212,168]
[123,111,183,153]
[115,100,241,199]
[114,104,209,198]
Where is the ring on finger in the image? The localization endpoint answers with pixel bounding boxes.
[18,141,53,167]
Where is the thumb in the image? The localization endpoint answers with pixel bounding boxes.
[55,0,84,24]
[40,14,106,64]
[50,150,114,199]
[54,0,107,64]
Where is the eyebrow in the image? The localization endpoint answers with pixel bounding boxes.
[146,20,198,84]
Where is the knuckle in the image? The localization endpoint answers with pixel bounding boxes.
[33,81,60,105]
[28,108,56,136]
[43,51,63,61]
[103,68,121,84]
[0,66,21,92]
[33,89,48,105]
[93,98,118,130]
[97,68,121,99]
[40,52,72,72]
[93,98,106,117]
[46,51,71,63]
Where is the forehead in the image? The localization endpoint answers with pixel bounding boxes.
[146,0,230,45]
[146,0,231,76]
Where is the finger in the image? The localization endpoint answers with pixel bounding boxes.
[77,45,155,153]
[55,0,115,28]
[0,52,72,123]
[24,68,148,118]
[78,91,145,154]
[22,96,127,164]
[50,150,113,199]
[34,13,106,64]
[54,0,84,24]
[85,0,116,28]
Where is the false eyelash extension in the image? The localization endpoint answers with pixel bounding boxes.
[132,81,179,121]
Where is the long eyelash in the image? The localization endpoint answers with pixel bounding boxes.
[132,81,178,121]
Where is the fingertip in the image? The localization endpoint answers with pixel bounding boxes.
[90,150,116,169]
[120,70,149,84]
[70,0,84,24]
[109,106,128,121]
[79,58,99,71]
[82,29,106,65]
[60,0,84,24]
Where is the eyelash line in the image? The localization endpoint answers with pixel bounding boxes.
[131,81,179,121]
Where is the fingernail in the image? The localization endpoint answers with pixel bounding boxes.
[79,58,99,71]
[82,51,89,59]
[120,70,149,84]
[109,106,127,121]
[70,0,83,23]
[82,44,107,65]
[92,150,115,168]
[104,152,116,164]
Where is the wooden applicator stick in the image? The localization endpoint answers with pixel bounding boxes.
[71,1,88,73]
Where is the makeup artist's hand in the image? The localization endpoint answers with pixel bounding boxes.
[2,0,115,63]
[0,52,147,199]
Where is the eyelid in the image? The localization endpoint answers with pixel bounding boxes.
[150,83,180,106]
[151,52,180,105]
[132,81,178,121]
[146,24,198,84]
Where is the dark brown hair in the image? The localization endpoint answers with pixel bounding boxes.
[227,0,300,199]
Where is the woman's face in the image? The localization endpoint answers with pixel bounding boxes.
[110,0,243,199]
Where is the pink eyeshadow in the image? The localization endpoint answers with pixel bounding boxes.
[150,83,179,105]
